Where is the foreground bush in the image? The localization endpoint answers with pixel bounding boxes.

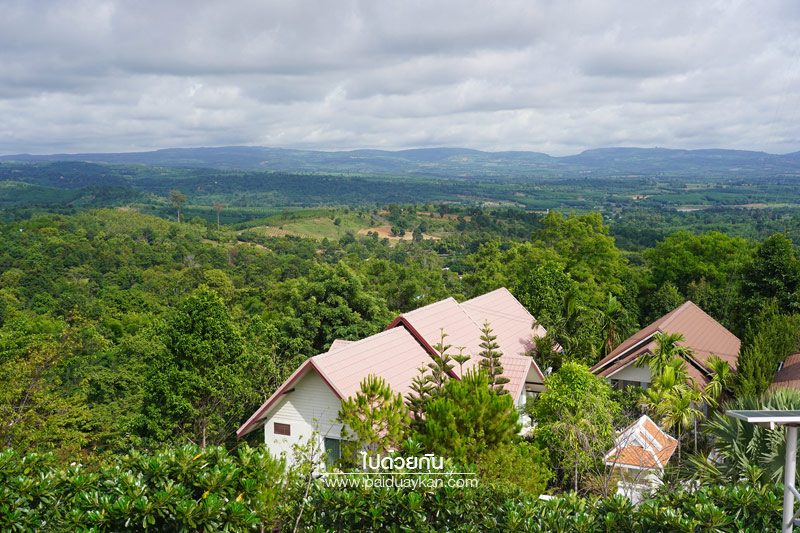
[0,444,783,531]
[301,481,781,532]
[0,445,291,531]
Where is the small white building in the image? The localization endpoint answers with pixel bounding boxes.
[237,288,550,463]
[605,415,678,503]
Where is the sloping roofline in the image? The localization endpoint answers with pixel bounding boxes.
[605,414,678,470]
[237,320,442,437]
[236,357,343,437]
[238,288,545,437]
[591,300,739,381]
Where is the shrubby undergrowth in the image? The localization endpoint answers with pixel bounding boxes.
[0,444,782,531]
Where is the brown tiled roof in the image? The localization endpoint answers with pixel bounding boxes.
[591,301,740,385]
[769,353,800,392]
[605,415,678,470]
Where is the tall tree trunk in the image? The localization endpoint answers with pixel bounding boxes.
[574,464,578,492]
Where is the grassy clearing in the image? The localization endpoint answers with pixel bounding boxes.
[242,209,374,240]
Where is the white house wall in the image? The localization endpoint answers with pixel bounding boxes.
[607,363,651,384]
[262,369,343,460]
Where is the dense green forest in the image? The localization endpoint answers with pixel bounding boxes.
[2,158,800,529]
[1,206,798,449]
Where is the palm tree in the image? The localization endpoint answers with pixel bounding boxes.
[169,190,187,223]
[640,358,689,416]
[689,388,800,484]
[635,331,692,378]
[598,294,634,356]
[658,386,703,461]
[213,203,225,229]
[703,354,734,408]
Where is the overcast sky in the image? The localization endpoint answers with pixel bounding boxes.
[1,0,799,155]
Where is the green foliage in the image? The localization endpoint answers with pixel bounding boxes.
[690,388,800,485]
[266,262,393,357]
[427,329,454,389]
[299,480,781,531]
[463,213,637,364]
[643,281,684,323]
[478,321,509,394]
[741,233,800,317]
[534,212,626,293]
[417,370,520,465]
[635,331,692,378]
[137,287,267,448]
[736,302,800,397]
[643,231,750,326]
[531,362,618,491]
[405,366,435,429]
[597,293,636,357]
[0,444,290,532]
[476,441,552,496]
[338,375,410,461]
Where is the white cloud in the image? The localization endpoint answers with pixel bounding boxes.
[1,0,799,155]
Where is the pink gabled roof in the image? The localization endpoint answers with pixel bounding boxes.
[237,325,432,437]
[395,288,545,399]
[313,327,433,399]
[591,301,740,385]
[605,415,678,470]
[238,288,545,437]
[328,339,355,352]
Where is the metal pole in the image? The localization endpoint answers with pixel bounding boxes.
[784,425,798,533]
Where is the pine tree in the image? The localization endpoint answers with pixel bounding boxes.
[478,321,509,394]
[419,370,520,464]
[405,366,434,429]
[338,374,409,461]
[428,329,454,389]
[736,302,800,396]
[452,346,471,376]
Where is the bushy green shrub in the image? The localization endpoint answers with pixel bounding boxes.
[0,444,782,531]
[300,482,781,532]
[0,444,290,531]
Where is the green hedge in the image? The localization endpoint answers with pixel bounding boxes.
[0,445,783,531]
[0,445,291,532]
[302,482,781,532]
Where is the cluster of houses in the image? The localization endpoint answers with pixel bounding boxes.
[237,288,797,496]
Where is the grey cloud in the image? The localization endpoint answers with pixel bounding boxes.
[1,0,799,155]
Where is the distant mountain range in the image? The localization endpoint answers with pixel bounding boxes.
[3,146,800,179]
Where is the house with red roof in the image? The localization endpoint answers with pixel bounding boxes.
[591,301,740,389]
[769,353,800,392]
[237,288,547,461]
[605,415,678,502]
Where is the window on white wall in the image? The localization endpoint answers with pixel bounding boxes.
[274,422,291,436]
[324,437,341,466]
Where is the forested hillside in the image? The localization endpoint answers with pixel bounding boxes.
[1,206,798,458]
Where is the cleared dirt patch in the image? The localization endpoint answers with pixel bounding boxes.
[358,225,439,241]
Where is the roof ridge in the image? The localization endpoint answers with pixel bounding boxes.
[461,301,534,324]
[460,286,510,305]
[314,326,411,361]
[401,296,459,318]
[657,300,694,331]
